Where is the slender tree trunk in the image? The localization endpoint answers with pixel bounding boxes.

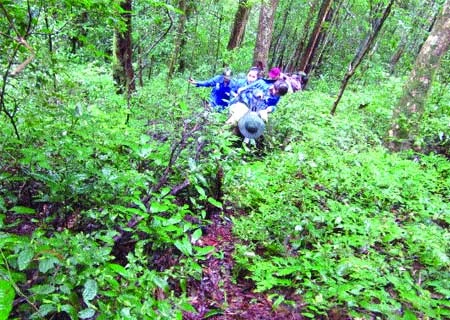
[253,0,280,69]
[227,0,252,50]
[168,0,188,79]
[137,45,144,87]
[214,9,224,73]
[287,0,318,72]
[113,0,135,95]
[270,0,294,68]
[299,0,334,74]
[388,0,450,151]
[331,0,394,115]
[309,0,345,78]
[44,15,53,53]
[389,34,407,74]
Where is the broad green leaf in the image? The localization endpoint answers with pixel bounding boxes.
[165,216,182,226]
[195,185,206,198]
[152,275,168,291]
[207,197,222,209]
[61,304,78,319]
[150,202,169,213]
[180,301,196,313]
[35,304,56,318]
[82,279,98,303]
[191,228,202,243]
[194,246,215,256]
[39,256,60,273]
[29,284,55,295]
[108,263,129,277]
[17,247,34,270]
[10,206,35,214]
[0,280,14,320]
[174,237,192,256]
[78,308,95,319]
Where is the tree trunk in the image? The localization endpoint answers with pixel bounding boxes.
[388,0,450,151]
[298,0,334,74]
[253,0,280,69]
[168,0,188,79]
[388,34,407,74]
[286,0,319,72]
[227,0,252,50]
[113,0,135,95]
[270,0,294,68]
[309,0,345,78]
[137,44,144,87]
[330,0,394,115]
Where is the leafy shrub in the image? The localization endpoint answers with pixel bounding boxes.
[227,84,450,319]
[0,64,233,319]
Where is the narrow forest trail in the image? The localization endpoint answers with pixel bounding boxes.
[183,210,304,320]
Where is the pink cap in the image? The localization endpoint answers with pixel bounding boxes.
[268,67,281,78]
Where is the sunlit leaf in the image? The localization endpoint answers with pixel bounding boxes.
[0,280,14,320]
[82,279,98,303]
[17,247,34,270]
[10,206,35,214]
[207,197,222,209]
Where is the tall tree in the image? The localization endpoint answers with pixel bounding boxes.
[113,0,135,95]
[253,0,280,69]
[286,0,319,72]
[308,0,345,78]
[269,0,295,68]
[227,0,252,50]
[298,0,334,74]
[388,0,450,151]
[168,0,190,79]
[330,0,395,115]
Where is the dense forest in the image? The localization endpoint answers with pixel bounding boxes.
[1,0,449,319]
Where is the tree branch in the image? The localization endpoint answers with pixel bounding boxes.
[10,37,35,77]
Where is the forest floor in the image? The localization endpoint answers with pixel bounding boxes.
[182,209,306,320]
[6,187,351,320]
[6,205,308,320]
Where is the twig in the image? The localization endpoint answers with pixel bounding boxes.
[10,37,35,76]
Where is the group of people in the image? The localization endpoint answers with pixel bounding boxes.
[188,65,307,141]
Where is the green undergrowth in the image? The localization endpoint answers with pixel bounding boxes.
[0,65,239,319]
[1,64,449,320]
[226,80,450,319]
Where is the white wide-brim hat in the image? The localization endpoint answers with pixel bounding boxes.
[238,111,265,139]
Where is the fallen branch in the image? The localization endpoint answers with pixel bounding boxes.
[114,111,209,243]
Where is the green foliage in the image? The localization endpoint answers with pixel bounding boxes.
[228,79,450,319]
[1,1,449,318]
[0,59,239,318]
[0,279,14,320]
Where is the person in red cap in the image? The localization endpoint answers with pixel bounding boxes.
[235,66,282,96]
[268,67,281,81]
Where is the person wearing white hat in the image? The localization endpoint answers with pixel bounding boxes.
[238,111,266,142]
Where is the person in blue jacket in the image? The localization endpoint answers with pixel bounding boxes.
[229,66,260,104]
[188,68,236,110]
[226,79,289,125]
